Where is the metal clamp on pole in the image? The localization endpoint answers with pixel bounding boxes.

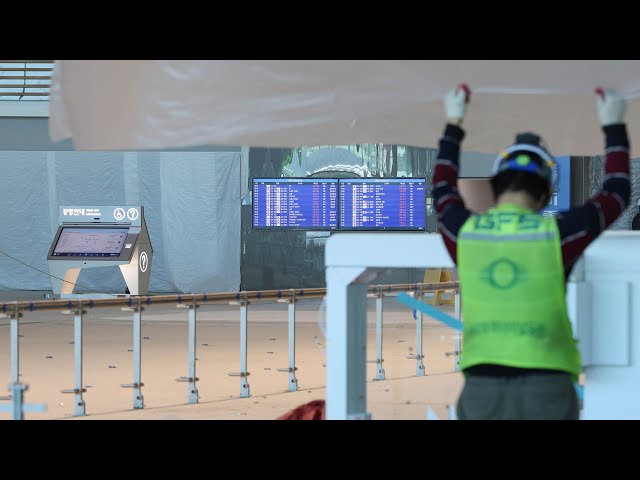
[175,295,199,404]
[276,289,298,391]
[120,298,144,409]
[228,293,250,397]
[60,303,87,417]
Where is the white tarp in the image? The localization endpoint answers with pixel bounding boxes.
[0,150,241,293]
[49,60,640,156]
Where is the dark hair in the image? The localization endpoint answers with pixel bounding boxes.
[490,170,551,205]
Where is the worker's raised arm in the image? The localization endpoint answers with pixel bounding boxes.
[432,84,473,264]
[557,89,631,271]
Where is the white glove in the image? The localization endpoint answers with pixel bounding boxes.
[444,84,470,124]
[596,88,626,126]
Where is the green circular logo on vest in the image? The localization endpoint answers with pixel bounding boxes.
[481,258,525,290]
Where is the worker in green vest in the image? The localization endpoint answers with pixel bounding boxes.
[433,85,631,419]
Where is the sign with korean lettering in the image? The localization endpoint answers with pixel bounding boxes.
[59,206,143,226]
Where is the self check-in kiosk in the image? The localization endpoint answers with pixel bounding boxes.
[47,206,152,296]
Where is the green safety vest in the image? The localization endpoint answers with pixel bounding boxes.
[457,203,581,380]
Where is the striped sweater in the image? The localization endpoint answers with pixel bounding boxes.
[432,123,631,277]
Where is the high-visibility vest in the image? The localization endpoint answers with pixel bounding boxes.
[457,203,581,380]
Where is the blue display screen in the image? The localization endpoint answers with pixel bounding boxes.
[52,228,129,257]
[252,178,339,230]
[339,178,426,230]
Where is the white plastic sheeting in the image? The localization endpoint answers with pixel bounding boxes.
[49,60,640,156]
[0,150,241,293]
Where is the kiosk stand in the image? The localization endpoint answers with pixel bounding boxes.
[47,206,153,297]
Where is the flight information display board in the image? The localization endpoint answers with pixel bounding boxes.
[51,227,129,257]
[252,178,339,230]
[339,178,426,230]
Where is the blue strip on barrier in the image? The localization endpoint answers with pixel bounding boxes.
[396,292,463,332]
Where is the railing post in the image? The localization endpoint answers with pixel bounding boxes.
[374,286,385,381]
[61,301,87,416]
[277,289,298,391]
[120,297,144,409]
[0,304,46,420]
[228,293,250,398]
[11,303,19,384]
[73,305,85,415]
[415,284,426,376]
[176,294,199,404]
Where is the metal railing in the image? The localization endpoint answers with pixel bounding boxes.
[0,281,460,419]
[0,61,54,99]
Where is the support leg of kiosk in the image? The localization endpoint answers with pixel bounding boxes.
[119,244,152,296]
[48,267,81,295]
[326,266,370,420]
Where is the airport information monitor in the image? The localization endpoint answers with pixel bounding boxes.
[339,178,426,230]
[253,178,339,230]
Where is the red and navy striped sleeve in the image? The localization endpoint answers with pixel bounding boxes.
[432,123,472,265]
[557,123,631,274]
